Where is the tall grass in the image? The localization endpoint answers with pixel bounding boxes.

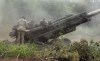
[0,39,100,61]
[0,41,37,58]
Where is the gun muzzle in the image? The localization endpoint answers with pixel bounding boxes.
[87,9,100,17]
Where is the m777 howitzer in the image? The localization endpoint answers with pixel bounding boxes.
[9,9,100,44]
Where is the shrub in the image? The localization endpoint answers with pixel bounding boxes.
[70,39,93,61]
[89,41,100,61]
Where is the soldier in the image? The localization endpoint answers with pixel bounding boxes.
[48,21,52,25]
[28,20,35,29]
[40,18,48,27]
[16,16,28,44]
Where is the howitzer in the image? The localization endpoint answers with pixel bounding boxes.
[10,9,100,44]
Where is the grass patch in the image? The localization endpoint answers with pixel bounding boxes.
[0,41,38,58]
[0,39,100,61]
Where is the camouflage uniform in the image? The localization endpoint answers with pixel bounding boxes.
[28,20,35,29]
[40,18,47,27]
[16,18,27,44]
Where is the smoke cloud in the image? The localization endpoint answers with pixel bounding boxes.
[65,0,100,42]
[0,0,100,42]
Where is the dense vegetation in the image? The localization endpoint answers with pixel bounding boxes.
[0,39,100,61]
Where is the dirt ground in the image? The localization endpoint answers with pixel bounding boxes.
[0,58,58,61]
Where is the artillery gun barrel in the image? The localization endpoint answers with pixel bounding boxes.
[9,9,100,44]
[87,9,100,17]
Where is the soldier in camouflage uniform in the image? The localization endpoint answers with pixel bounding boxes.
[27,20,35,29]
[40,18,48,27]
[16,17,28,44]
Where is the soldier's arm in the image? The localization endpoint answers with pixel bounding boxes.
[24,20,29,30]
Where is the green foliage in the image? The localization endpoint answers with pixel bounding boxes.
[89,41,100,61]
[35,38,79,61]
[34,39,69,58]
[0,39,100,61]
[0,42,37,58]
[0,41,8,56]
[70,39,93,61]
